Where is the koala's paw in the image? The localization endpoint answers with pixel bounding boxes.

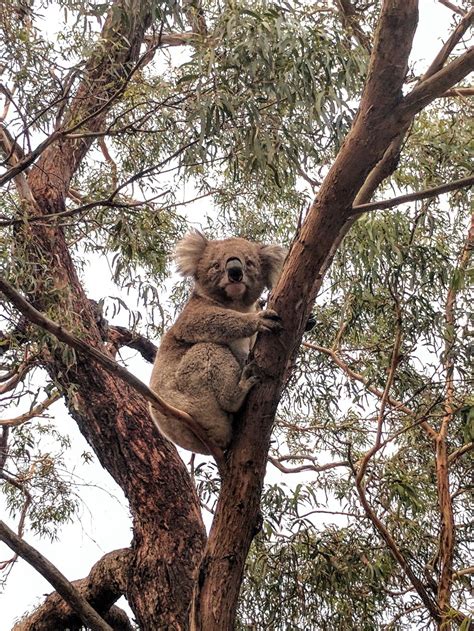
[256,309,282,333]
[240,360,262,388]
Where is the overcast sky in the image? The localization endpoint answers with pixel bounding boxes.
[0,1,468,628]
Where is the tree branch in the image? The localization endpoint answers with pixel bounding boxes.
[0,391,60,427]
[0,520,114,631]
[402,46,474,118]
[268,456,349,474]
[350,174,474,214]
[191,3,426,628]
[302,341,437,439]
[0,277,225,470]
[108,326,157,363]
[423,8,474,78]
[438,0,467,16]
[11,548,133,631]
[436,210,474,613]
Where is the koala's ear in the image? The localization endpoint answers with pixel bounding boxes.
[174,230,208,277]
[260,244,288,289]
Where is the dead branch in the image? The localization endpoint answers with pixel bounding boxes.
[0,520,114,631]
[11,548,133,631]
[0,391,60,427]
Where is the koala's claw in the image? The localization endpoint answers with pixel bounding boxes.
[257,309,282,332]
[239,361,263,391]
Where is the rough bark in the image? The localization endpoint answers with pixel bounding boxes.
[9,2,207,629]
[12,549,132,631]
[3,0,474,629]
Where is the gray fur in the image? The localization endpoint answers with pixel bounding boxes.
[149,232,286,454]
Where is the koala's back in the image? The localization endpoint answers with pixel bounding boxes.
[150,324,237,454]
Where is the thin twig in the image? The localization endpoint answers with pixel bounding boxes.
[302,341,437,439]
[350,174,474,215]
[268,456,349,474]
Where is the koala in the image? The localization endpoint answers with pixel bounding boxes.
[149,231,287,455]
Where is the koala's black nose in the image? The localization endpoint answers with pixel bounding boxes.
[226,257,243,282]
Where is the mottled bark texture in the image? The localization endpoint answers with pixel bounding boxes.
[11,2,206,629]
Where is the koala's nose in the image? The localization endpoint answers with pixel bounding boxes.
[226,257,243,282]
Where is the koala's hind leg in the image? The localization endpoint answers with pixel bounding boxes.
[204,344,257,413]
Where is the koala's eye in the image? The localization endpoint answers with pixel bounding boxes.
[246,259,256,268]
[209,262,220,271]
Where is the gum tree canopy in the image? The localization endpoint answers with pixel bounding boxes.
[0,1,473,629]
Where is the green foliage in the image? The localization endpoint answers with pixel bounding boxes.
[3,419,80,540]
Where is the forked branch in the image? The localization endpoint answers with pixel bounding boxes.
[0,520,114,631]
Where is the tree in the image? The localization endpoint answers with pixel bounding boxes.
[0,0,473,629]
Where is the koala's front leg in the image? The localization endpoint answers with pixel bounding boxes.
[175,304,282,345]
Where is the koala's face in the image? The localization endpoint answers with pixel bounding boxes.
[197,238,266,305]
[174,232,287,306]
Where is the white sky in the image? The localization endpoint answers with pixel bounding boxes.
[0,1,471,628]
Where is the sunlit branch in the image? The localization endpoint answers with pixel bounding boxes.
[0,278,225,471]
[0,520,114,631]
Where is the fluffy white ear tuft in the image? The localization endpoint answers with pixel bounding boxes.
[173,230,208,277]
[260,244,288,289]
